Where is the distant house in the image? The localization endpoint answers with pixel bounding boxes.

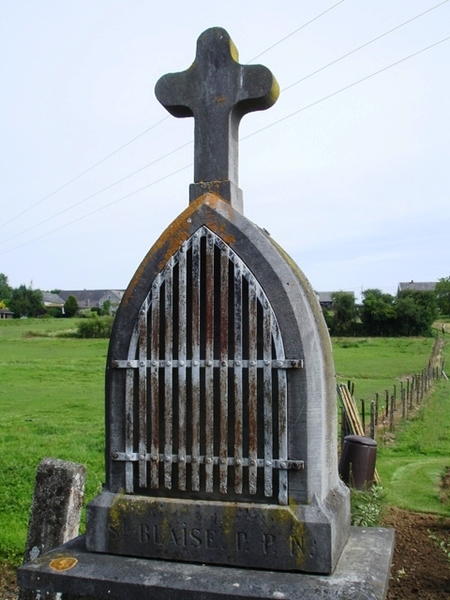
[316,291,355,310]
[59,290,125,313]
[397,281,436,294]
[42,292,66,309]
[0,308,14,319]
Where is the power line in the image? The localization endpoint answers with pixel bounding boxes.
[1,2,347,234]
[248,0,345,62]
[7,0,445,247]
[282,0,449,93]
[0,163,192,257]
[0,140,192,246]
[0,116,169,230]
[2,33,448,257]
[243,35,450,141]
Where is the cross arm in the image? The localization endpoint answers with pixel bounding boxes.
[155,27,279,210]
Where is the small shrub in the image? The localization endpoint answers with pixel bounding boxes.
[76,316,114,339]
[350,484,385,527]
[23,330,51,338]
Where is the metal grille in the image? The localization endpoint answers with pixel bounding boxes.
[112,226,303,505]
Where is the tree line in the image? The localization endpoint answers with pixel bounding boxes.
[325,279,450,337]
[0,273,110,318]
[2,272,450,334]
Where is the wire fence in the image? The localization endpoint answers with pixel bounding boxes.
[340,337,446,444]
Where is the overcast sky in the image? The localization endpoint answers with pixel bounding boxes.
[1,1,449,301]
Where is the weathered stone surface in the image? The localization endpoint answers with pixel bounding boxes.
[19,457,86,600]
[18,527,394,600]
[22,458,86,562]
[87,195,351,573]
[87,491,348,573]
[155,27,279,208]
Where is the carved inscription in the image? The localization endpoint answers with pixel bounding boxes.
[108,522,305,557]
[139,525,219,549]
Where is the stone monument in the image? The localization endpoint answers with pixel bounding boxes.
[18,27,394,600]
[86,26,349,573]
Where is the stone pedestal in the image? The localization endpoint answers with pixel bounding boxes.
[18,527,394,600]
[87,489,349,573]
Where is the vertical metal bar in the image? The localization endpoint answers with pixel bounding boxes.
[138,298,148,488]
[248,275,258,495]
[262,300,273,497]
[233,259,243,494]
[219,245,229,493]
[150,277,160,489]
[191,232,201,491]
[272,317,288,505]
[178,243,187,491]
[205,232,215,493]
[125,323,139,493]
[164,258,174,489]
[277,369,288,505]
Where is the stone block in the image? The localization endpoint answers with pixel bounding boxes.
[18,527,395,600]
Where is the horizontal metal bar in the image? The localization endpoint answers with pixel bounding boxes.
[112,359,303,369]
[111,452,304,470]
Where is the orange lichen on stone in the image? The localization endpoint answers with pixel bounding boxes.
[49,557,78,572]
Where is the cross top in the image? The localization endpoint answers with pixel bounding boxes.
[155,27,279,210]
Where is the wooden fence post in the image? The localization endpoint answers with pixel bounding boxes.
[370,401,375,440]
[389,396,395,431]
[402,389,407,419]
[416,375,420,404]
[361,399,366,434]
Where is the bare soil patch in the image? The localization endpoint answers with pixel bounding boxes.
[383,507,450,600]
[1,508,449,599]
[0,565,17,600]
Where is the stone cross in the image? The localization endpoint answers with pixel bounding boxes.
[155,27,279,210]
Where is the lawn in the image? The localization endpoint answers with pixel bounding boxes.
[0,318,448,565]
[376,343,450,514]
[0,319,107,563]
[333,336,436,401]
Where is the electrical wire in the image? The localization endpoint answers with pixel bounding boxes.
[0,164,193,256]
[282,0,449,93]
[3,1,447,248]
[0,140,192,246]
[0,1,346,232]
[248,0,345,62]
[1,33,448,258]
[243,35,450,141]
[0,116,169,230]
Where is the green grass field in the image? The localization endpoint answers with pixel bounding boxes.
[0,319,107,563]
[0,318,449,565]
[376,351,450,515]
[333,336,436,401]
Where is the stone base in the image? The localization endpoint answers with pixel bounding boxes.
[18,527,394,600]
[86,489,350,573]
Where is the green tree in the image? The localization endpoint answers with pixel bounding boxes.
[360,289,397,336]
[435,277,450,316]
[9,284,44,318]
[331,292,357,335]
[396,290,437,336]
[101,299,111,316]
[64,295,78,317]
[0,273,12,300]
